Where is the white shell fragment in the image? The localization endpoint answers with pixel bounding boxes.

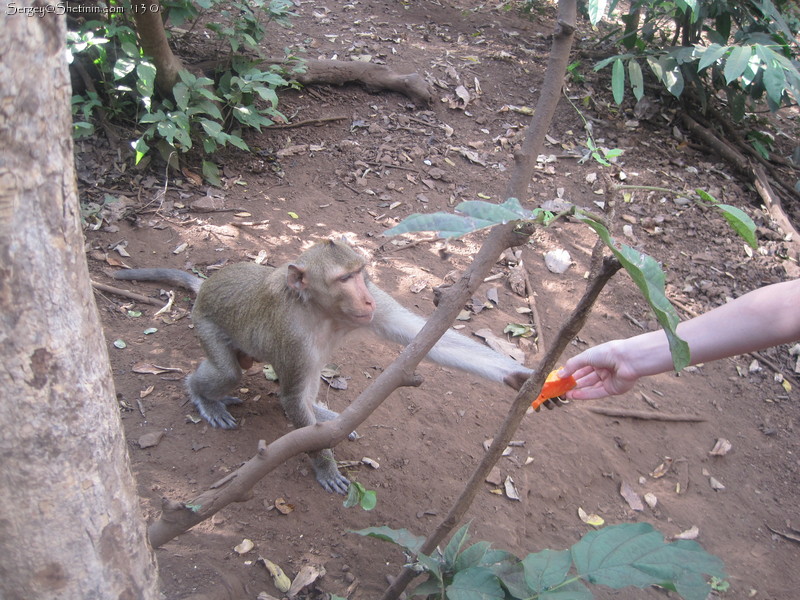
[544,249,572,274]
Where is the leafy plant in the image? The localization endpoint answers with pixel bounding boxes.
[356,522,725,599]
[66,0,296,184]
[586,0,800,120]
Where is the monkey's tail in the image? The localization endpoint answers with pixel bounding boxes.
[113,268,204,294]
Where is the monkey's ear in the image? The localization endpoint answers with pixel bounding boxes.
[287,264,307,291]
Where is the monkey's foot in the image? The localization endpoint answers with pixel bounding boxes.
[313,454,351,494]
[317,470,350,494]
[194,398,238,429]
[221,396,243,406]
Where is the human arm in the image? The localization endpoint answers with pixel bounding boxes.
[559,278,800,400]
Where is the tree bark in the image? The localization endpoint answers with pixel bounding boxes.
[133,0,184,96]
[0,6,159,599]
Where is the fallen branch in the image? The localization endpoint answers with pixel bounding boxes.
[91,280,165,307]
[267,115,348,129]
[267,58,433,105]
[195,57,433,105]
[585,406,706,422]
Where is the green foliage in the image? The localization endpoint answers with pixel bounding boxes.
[163,0,295,52]
[355,522,725,599]
[67,0,296,183]
[586,0,800,120]
[343,481,377,511]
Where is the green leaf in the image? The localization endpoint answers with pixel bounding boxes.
[202,160,222,187]
[120,40,139,57]
[447,566,505,600]
[133,137,149,164]
[352,526,426,555]
[695,190,757,249]
[660,58,684,97]
[574,213,690,371]
[572,523,725,600]
[714,204,757,249]
[199,118,224,137]
[587,0,608,25]
[411,576,445,598]
[444,523,472,567]
[385,212,493,238]
[725,45,753,84]
[136,62,156,98]
[113,56,136,79]
[343,483,361,508]
[504,323,535,338]
[456,197,532,222]
[697,43,729,71]
[611,58,625,104]
[455,541,493,571]
[627,59,644,101]
[227,134,250,152]
[343,482,377,510]
[360,489,377,510]
[173,82,190,111]
[522,549,572,593]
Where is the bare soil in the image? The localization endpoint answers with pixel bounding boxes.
[81,2,800,598]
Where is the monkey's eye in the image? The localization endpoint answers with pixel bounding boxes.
[339,274,353,283]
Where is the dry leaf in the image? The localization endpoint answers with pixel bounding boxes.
[361,457,380,469]
[650,457,673,478]
[288,565,326,598]
[258,557,291,593]
[620,481,644,511]
[274,497,294,515]
[504,476,520,501]
[709,438,732,456]
[578,507,604,527]
[139,385,155,398]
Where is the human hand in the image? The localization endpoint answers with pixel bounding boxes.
[558,340,642,400]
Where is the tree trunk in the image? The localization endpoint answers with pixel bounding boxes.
[0,6,160,599]
[133,0,184,96]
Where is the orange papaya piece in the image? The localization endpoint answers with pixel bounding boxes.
[531,370,576,411]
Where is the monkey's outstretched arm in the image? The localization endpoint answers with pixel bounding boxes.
[368,283,533,389]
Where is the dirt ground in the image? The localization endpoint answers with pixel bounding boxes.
[80,1,800,598]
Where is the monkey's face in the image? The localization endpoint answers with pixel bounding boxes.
[328,266,376,325]
[287,240,376,326]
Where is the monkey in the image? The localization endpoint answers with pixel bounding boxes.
[113,239,533,494]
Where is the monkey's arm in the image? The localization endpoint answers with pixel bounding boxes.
[113,268,204,294]
[368,283,533,389]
